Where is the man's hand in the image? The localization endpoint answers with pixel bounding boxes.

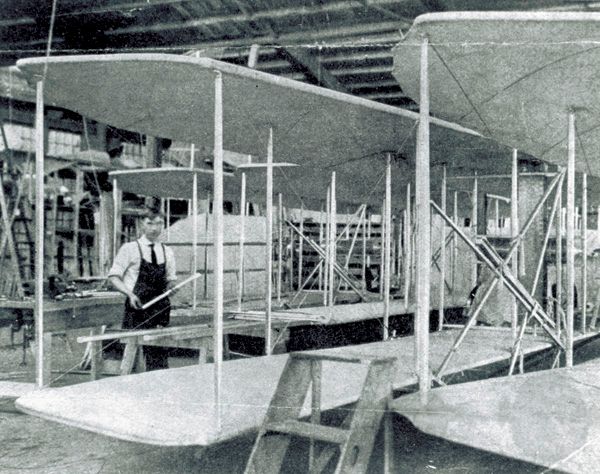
[128,293,142,309]
[167,281,179,297]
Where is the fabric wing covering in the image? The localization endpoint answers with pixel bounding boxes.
[392,11,600,177]
[17,53,514,208]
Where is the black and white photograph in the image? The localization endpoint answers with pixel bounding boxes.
[1,1,600,472]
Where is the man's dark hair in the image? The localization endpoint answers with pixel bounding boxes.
[141,205,165,221]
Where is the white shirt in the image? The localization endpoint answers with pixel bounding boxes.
[108,235,177,292]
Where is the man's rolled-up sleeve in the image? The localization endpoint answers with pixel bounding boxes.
[108,245,130,279]
[166,247,177,282]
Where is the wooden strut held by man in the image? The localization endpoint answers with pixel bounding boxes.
[108,206,177,370]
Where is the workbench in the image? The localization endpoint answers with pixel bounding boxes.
[0,293,124,385]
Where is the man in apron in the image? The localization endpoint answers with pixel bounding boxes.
[108,206,177,370]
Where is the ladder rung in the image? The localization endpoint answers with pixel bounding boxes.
[265,420,349,445]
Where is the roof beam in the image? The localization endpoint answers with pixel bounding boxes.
[143,24,403,53]
[279,47,346,93]
[56,0,187,16]
[105,2,411,35]
[0,17,36,27]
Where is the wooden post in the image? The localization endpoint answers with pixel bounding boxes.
[112,178,119,260]
[362,208,367,288]
[212,71,224,432]
[582,173,588,333]
[35,80,45,388]
[298,204,304,292]
[328,173,336,307]
[265,127,274,355]
[438,164,446,331]
[566,112,575,367]
[73,170,82,275]
[511,149,519,341]
[248,44,260,68]
[192,172,198,310]
[404,183,411,304]
[415,35,431,400]
[203,193,210,300]
[277,193,283,305]
[165,198,171,241]
[318,204,324,291]
[532,172,564,298]
[383,155,392,339]
[471,170,478,287]
[288,227,294,292]
[237,172,246,311]
[556,175,563,333]
[380,199,385,298]
[452,190,458,294]
[324,188,330,305]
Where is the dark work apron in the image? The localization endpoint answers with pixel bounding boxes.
[122,241,171,370]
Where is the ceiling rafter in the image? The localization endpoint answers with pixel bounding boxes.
[104,1,411,35]
[279,46,347,92]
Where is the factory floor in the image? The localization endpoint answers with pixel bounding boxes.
[0,326,546,474]
[0,404,542,474]
[4,322,599,472]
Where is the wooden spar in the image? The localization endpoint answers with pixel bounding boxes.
[112,178,119,260]
[471,170,478,287]
[494,200,499,225]
[203,193,210,299]
[212,70,224,431]
[531,172,564,298]
[247,44,260,68]
[415,35,431,400]
[35,80,45,388]
[566,112,575,368]
[324,187,330,305]
[362,207,367,286]
[288,227,294,292]
[142,272,203,310]
[298,203,304,292]
[237,171,246,311]
[432,200,563,349]
[318,204,324,291]
[435,174,564,379]
[73,170,82,276]
[341,205,365,271]
[511,149,519,340]
[166,199,171,241]
[383,155,392,340]
[403,183,411,303]
[380,198,385,298]
[192,171,198,310]
[582,172,588,333]
[265,127,273,355]
[438,164,447,331]
[452,190,458,293]
[277,192,283,305]
[328,172,337,307]
[556,176,563,334]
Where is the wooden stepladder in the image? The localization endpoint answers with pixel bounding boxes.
[245,351,397,474]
